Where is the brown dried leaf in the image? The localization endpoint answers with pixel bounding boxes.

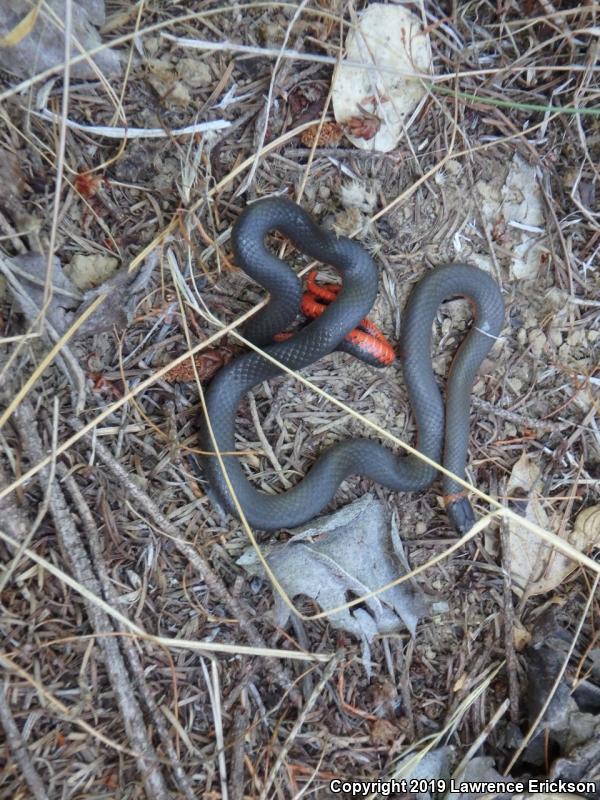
[299,122,343,148]
[163,347,237,383]
[345,115,381,141]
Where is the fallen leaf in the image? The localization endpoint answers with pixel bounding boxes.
[574,505,600,541]
[0,1,41,47]
[0,1,120,80]
[476,154,547,280]
[237,495,427,660]
[505,454,586,596]
[332,4,432,152]
[1,250,155,338]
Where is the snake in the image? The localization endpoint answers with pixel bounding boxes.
[200,198,504,534]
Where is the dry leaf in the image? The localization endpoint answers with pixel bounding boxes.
[574,505,600,540]
[476,154,547,280]
[507,461,600,597]
[0,1,121,80]
[0,1,41,47]
[332,4,432,152]
[2,250,155,338]
[237,495,427,663]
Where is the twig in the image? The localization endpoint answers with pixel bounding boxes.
[68,417,305,702]
[229,696,251,800]
[0,681,49,800]
[500,520,521,725]
[452,698,510,778]
[61,468,196,800]
[239,0,310,194]
[201,659,229,800]
[0,398,58,593]
[33,109,231,138]
[259,654,341,800]
[13,401,170,800]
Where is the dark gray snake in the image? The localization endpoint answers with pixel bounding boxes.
[200,198,504,533]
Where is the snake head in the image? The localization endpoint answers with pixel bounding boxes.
[446,496,476,534]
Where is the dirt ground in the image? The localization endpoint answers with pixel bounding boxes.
[0,2,599,799]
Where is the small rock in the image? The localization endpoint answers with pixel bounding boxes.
[528,329,546,358]
[341,180,378,213]
[566,328,586,348]
[545,286,570,311]
[331,207,364,236]
[370,718,399,747]
[258,21,283,46]
[176,58,212,88]
[65,254,119,290]
[168,82,191,108]
[445,159,462,175]
[508,377,523,394]
[470,253,494,273]
[548,327,563,348]
[144,36,161,57]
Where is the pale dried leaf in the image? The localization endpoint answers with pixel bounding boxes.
[332,4,432,152]
[0,0,120,80]
[505,454,587,596]
[237,495,427,644]
[574,505,600,542]
[3,250,155,337]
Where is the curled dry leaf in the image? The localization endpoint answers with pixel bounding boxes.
[0,0,121,80]
[2,250,155,338]
[505,454,594,597]
[332,4,432,152]
[574,505,600,540]
[237,495,427,665]
[345,113,381,141]
[163,346,238,383]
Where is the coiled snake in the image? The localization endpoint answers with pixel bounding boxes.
[200,198,504,533]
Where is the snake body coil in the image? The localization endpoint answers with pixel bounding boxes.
[200,198,504,533]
